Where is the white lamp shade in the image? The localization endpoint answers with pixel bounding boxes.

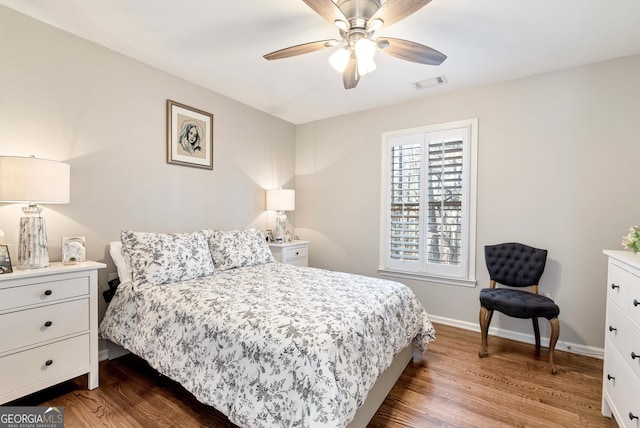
[266,188,295,211]
[0,156,70,204]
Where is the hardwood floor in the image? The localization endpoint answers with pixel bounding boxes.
[11,323,617,427]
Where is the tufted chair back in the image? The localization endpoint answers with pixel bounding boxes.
[484,242,547,288]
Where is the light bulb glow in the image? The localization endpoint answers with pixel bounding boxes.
[357,57,376,76]
[355,38,376,61]
[329,47,350,73]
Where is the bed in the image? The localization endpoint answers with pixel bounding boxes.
[99,229,436,428]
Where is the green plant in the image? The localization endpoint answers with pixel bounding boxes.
[622,225,640,253]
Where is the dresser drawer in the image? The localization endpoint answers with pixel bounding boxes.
[607,307,640,380]
[603,340,622,413]
[283,245,308,261]
[0,299,89,354]
[0,277,89,311]
[0,334,90,397]
[609,263,631,314]
[617,354,640,428]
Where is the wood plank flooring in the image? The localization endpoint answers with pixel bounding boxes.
[10,323,617,427]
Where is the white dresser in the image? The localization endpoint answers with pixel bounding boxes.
[602,250,640,427]
[269,241,310,267]
[0,261,105,404]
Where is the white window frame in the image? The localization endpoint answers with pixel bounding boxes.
[378,118,478,287]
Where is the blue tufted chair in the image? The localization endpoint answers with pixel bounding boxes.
[479,243,560,374]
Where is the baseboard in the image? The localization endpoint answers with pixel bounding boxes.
[429,315,604,360]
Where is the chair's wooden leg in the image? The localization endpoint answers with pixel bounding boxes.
[548,317,560,374]
[532,317,541,350]
[479,306,493,358]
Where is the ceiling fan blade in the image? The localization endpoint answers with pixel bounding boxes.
[264,39,338,60]
[377,37,446,65]
[302,0,348,25]
[370,0,432,28]
[343,54,360,89]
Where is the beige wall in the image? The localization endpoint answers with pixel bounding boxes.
[2,5,639,353]
[296,54,640,351]
[0,7,296,318]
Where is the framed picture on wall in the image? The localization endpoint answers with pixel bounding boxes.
[0,245,12,274]
[166,99,214,170]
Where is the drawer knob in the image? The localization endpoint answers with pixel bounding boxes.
[611,283,620,290]
[634,299,639,307]
[609,325,617,332]
[607,374,615,381]
[44,289,53,296]
[632,352,639,360]
[296,252,299,255]
[45,359,53,366]
[44,321,53,327]
[630,412,639,421]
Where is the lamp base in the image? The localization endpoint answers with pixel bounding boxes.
[275,211,289,242]
[17,216,49,269]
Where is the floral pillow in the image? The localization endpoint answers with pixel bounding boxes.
[121,230,215,286]
[208,229,275,271]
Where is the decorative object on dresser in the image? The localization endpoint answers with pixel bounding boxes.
[479,242,560,374]
[0,245,12,274]
[602,250,640,427]
[265,188,295,242]
[622,225,640,254]
[0,261,105,404]
[0,156,70,269]
[269,240,310,267]
[62,236,86,264]
[166,99,214,170]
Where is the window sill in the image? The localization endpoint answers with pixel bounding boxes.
[378,269,477,288]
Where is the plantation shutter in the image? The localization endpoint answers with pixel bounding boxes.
[427,138,463,266]
[381,119,476,281]
[390,143,422,263]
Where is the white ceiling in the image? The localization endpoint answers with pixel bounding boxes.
[2,0,640,124]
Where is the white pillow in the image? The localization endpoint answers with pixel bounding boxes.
[109,241,132,283]
[121,230,215,286]
[208,229,275,271]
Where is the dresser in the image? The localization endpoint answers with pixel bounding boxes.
[602,250,640,427]
[0,261,105,404]
[269,241,310,267]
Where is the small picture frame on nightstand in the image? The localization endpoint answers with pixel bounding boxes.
[0,245,12,274]
[62,236,86,264]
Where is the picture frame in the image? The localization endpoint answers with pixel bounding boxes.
[62,236,86,264]
[166,99,214,170]
[0,245,12,274]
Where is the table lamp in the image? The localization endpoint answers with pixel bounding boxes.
[0,156,70,269]
[266,188,295,242]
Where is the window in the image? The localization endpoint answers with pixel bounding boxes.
[379,119,478,286]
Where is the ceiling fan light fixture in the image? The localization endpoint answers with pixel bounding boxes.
[329,47,350,73]
[334,19,349,32]
[355,38,376,61]
[357,56,376,76]
[367,18,384,32]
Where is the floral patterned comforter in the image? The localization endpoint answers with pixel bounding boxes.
[100,263,435,428]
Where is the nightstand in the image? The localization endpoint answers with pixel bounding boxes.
[0,261,105,404]
[269,241,310,267]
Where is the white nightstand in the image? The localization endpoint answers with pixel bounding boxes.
[269,241,310,267]
[0,261,105,404]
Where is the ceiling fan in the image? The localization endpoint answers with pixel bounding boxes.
[264,0,447,89]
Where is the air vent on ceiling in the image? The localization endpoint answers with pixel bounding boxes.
[411,75,448,90]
